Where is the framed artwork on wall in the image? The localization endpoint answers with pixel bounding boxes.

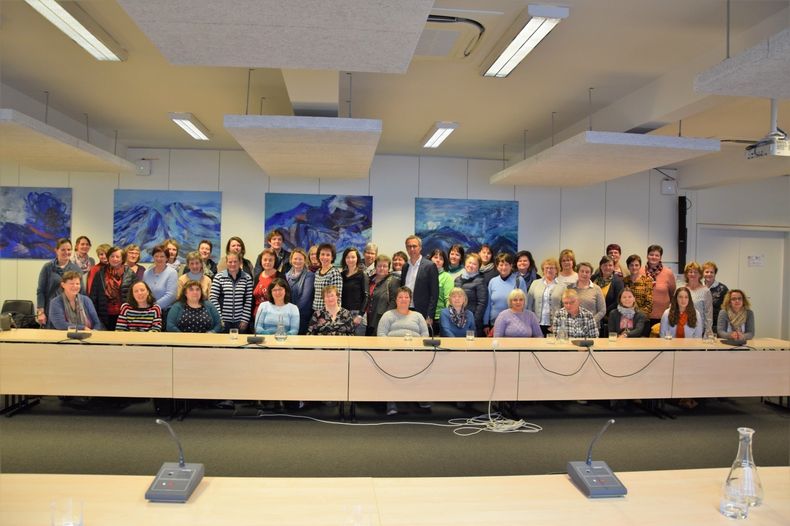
[0,186,72,259]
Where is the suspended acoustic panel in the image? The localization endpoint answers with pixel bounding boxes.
[490,131,720,187]
[118,0,433,73]
[694,27,790,99]
[0,109,136,173]
[224,115,382,179]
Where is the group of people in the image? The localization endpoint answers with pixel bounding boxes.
[35,234,755,342]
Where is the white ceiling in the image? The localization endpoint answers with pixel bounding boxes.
[0,0,788,179]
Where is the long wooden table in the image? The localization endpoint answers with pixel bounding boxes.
[1,330,788,401]
[1,467,788,525]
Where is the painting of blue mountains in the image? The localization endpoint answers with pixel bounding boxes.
[114,190,221,262]
[415,197,518,256]
[265,193,373,259]
[0,187,72,259]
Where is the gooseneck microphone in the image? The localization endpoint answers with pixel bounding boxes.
[586,418,615,466]
[156,418,185,467]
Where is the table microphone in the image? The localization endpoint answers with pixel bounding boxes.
[566,418,627,498]
[145,419,204,503]
[66,330,92,341]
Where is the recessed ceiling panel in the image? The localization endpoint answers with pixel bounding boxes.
[117,0,434,73]
[224,115,382,179]
[694,28,790,100]
[490,131,720,187]
[0,109,137,173]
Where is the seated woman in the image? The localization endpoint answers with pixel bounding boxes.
[660,287,702,338]
[89,245,136,330]
[377,286,430,337]
[48,271,103,330]
[116,281,162,332]
[439,287,476,337]
[717,289,755,341]
[166,279,222,333]
[607,288,647,338]
[254,278,300,335]
[307,285,355,336]
[492,289,542,338]
[454,253,488,336]
[177,251,212,299]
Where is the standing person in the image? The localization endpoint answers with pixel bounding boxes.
[363,242,378,277]
[607,288,648,338]
[478,244,498,284]
[400,235,439,330]
[116,281,162,332]
[166,280,222,333]
[552,289,599,339]
[556,249,578,286]
[593,255,624,336]
[86,243,111,292]
[439,287,476,337]
[683,261,713,336]
[307,245,320,272]
[253,278,300,335]
[216,236,254,277]
[71,235,95,275]
[47,271,103,330]
[702,261,728,333]
[163,238,184,273]
[143,245,179,319]
[285,248,315,335]
[623,254,654,320]
[177,251,212,299]
[527,258,566,336]
[391,251,407,278]
[307,286,355,335]
[606,243,626,277]
[642,244,676,328]
[492,289,542,338]
[88,245,136,331]
[36,238,82,327]
[210,252,253,334]
[254,229,290,277]
[124,244,146,281]
[312,243,344,313]
[717,289,755,341]
[366,255,399,336]
[341,247,368,335]
[514,250,540,294]
[455,253,487,337]
[429,248,454,326]
[660,287,702,338]
[446,244,465,281]
[197,239,218,278]
[252,248,283,316]
[484,252,525,332]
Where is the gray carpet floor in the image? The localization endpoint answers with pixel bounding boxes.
[1,397,788,478]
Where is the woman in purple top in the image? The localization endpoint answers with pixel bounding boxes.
[493,289,543,338]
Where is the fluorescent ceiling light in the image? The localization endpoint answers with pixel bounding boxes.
[483,4,569,78]
[422,122,459,148]
[24,0,127,61]
[170,113,210,141]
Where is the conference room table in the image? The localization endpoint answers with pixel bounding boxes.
[0,330,788,404]
[1,467,788,525]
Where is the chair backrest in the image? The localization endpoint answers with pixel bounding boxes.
[1,299,35,315]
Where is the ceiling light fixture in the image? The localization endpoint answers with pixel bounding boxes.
[482,4,569,78]
[422,122,458,148]
[24,0,127,61]
[169,113,210,141]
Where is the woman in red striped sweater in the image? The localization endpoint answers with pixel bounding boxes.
[116,281,162,332]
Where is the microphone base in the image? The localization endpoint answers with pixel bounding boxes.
[567,460,627,498]
[145,461,204,503]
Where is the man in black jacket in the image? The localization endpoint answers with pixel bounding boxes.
[399,235,439,329]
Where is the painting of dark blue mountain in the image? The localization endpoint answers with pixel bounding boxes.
[265,193,372,261]
[415,197,518,256]
[114,190,221,262]
[0,187,72,259]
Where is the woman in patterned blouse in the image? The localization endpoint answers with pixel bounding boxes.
[166,280,222,333]
[623,254,654,335]
[307,285,354,336]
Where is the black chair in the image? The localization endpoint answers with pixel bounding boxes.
[1,300,37,328]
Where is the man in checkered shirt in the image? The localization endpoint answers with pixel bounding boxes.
[552,289,599,339]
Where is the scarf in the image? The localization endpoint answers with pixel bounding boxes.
[727,308,747,331]
[676,311,687,338]
[104,265,124,302]
[617,306,635,319]
[449,307,468,328]
[480,262,494,274]
[645,261,664,282]
[594,272,613,289]
[461,270,479,280]
[62,294,90,329]
[447,263,463,274]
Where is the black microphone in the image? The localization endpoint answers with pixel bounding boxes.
[67,330,91,341]
[567,418,627,498]
[156,418,185,467]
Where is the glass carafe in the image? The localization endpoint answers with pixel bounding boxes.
[720,427,764,518]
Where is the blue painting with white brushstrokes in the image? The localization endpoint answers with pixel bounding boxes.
[113,189,221,262]
[415,197,518,256]
[0,187,72,259]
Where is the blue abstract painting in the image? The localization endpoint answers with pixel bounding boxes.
[265,193,373,260]
[415,197,518,256]
[0,187,72,259]
[114,190,221,262]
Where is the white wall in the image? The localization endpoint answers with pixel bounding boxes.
[2,150,787,336]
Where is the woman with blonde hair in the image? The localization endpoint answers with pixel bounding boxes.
[717,289,754,340]
[492,289,542,338]
[683,261,713,335]
[527,257,566,336]
[439,287,476,337]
